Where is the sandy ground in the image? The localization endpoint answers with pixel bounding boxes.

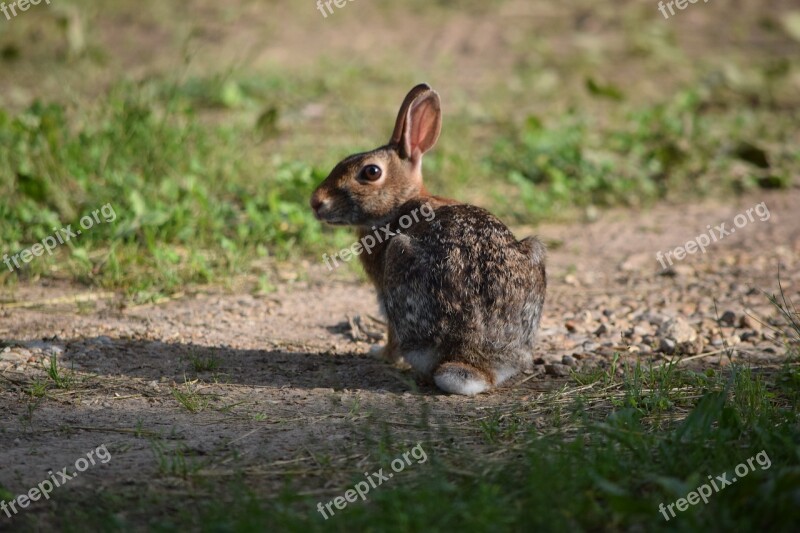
[1,188,798,520]
[0,0,799,526]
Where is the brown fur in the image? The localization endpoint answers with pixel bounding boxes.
[311,84,547,395]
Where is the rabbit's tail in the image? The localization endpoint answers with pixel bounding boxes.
[433,361,493,396]
[519,236,547,264]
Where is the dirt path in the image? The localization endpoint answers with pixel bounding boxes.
[1,188,798,517]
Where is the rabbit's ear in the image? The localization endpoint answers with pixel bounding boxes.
[390,84,442,163]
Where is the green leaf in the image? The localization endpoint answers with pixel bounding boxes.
[586,78,625,101]
[734,141,770,169]
[17,173,49,202]
[220,80,245,109]
[256,106,280,138]
[781,12,800,42]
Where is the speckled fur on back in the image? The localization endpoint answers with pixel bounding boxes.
[310,84,547,395]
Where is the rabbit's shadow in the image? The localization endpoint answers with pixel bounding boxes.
[18,336,417,393]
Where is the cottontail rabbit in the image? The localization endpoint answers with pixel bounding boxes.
[311,84,546,395]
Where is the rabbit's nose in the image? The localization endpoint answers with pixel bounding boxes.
[310,194,327,217]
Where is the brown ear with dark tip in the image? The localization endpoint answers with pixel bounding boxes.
[389,84,442,163]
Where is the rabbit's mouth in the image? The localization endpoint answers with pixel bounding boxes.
[312,207,343,225]
[311,196,354,226]
[314,211,352,226]
[321,218,350,226]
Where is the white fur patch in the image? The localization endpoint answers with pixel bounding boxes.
[434,371,489,396]
[493,365,519,385]
[402,349,438,375]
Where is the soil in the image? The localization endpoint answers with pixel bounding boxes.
[1,0,799,526]
[1,188,798,517]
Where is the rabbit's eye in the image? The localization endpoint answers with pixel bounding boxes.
[361,165,383,182]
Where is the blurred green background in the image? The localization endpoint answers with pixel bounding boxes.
[0,0,798,299]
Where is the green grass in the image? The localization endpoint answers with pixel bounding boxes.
[1,67,797,299]
[491,87,797,220]
[12,291,797,531]
[34,291,800,531]
[171,382,213,413]
[188,353,221,373]
[1,0,799,298]
[46,358,799,532]
[0,79,334,299]
[2,3,798,531]
[149,438,196,479]
[25,379,48,398]
[42,354,72,389]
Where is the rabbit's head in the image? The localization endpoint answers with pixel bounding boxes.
[310,84,441,227]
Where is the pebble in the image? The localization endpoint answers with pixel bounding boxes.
[528,365,546,377]
[719,311,737,326]
[726,335,741,346]
[0,349,28,363]
[23,341,65,356]
[657,317,704,354]
[659,338,677,354]
[739,314,762,332]
[582,341,599,352]
[545,364,571,377]
[658,317,697,344]
[642,312,667,327]
[740,330,760,342]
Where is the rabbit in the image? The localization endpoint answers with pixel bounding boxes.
[310,83,547,396]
